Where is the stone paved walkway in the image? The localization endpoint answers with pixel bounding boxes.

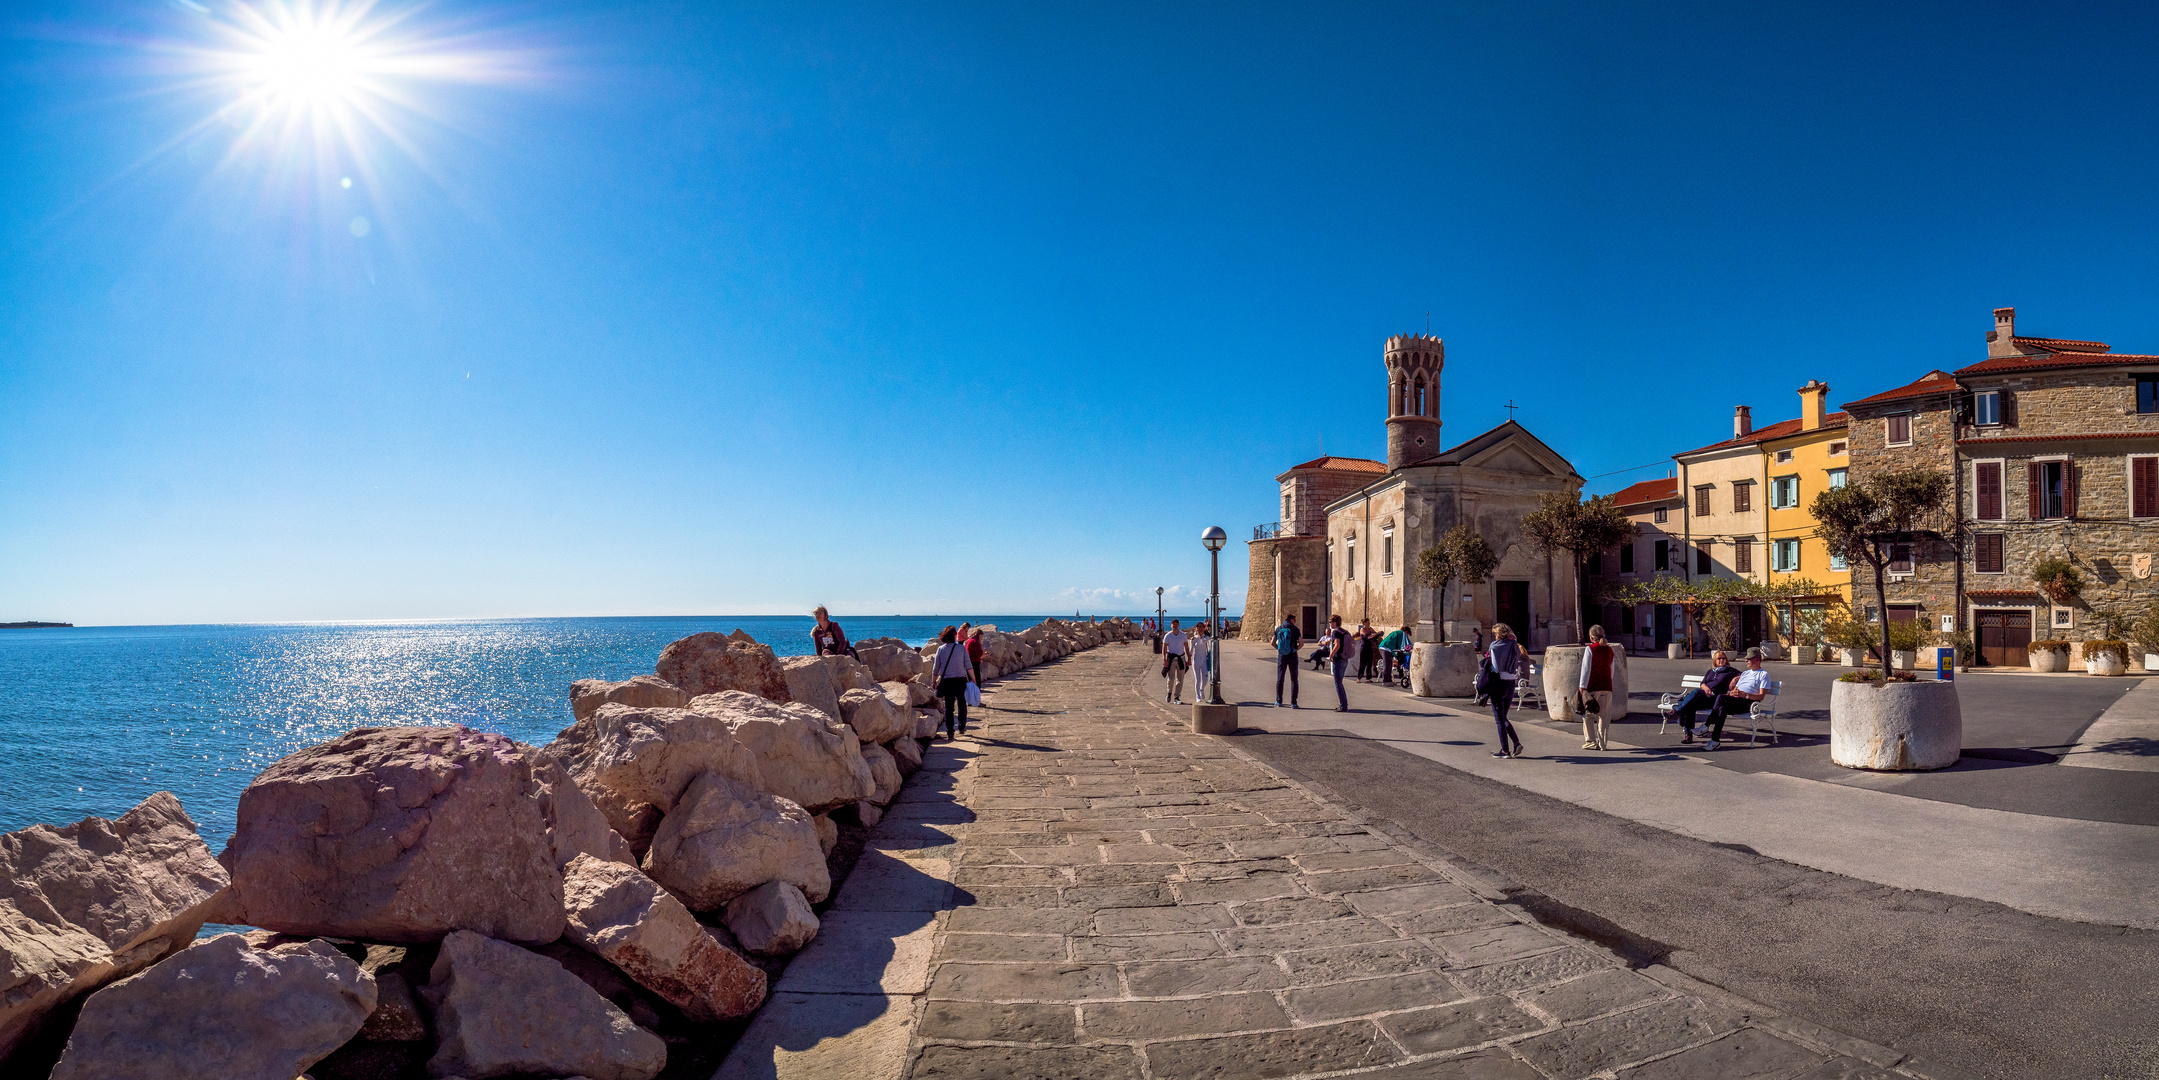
[724,641,1942,1080]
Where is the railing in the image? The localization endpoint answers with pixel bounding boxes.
[1254,522,1321,540]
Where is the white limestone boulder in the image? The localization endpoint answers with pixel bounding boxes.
[655,632,792,703]
[641,771,830,909]
[357,946,429,1042]
[887,734,922,774]
[570,675,688,723]
[914,708,942,739]
[49,934,373,1080]
[723,881,820,957]
[861,742,903,806]
[221,726,626,945]
[545,704,768,856]
[688,691,874,812]
[839,687,913,745]
[0,792,231,1063]
[561,854,767,1022]
[823,654,880,693]
[780,655,843,720]
[425,930,665,1080]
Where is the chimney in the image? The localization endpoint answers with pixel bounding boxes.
[1798,380,1829,431]
[1734,405,1753,438]
[1988,307,2018,358]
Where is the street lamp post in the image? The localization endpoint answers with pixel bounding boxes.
[1202,526,1227,705]
[1154,587,1165,654]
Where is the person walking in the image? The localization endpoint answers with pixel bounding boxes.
[1379,624,1409,686]
[1191,622,1212,703]
[1325,615,1353,712]
[1272,613,1302,707]
[1576,625,1617,750]
[810,606,852,657]
[966,628,986,695]
[931,626,975,739]
[1161,619,1190,704]
[1485,623,1528,758]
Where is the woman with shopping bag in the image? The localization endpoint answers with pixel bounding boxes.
[932,626,977,740]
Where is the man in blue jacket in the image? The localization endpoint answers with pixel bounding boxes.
[1273,614,1301,708]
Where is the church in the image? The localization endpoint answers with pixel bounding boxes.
[1242,334,1585,650]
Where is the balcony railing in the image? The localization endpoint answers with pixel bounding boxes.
[1253,521,1322,540]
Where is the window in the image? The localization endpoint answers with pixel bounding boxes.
[1283,493,1293,521]
[1973,390,2001,426]
[1770,476,1799,508]
[1775,449,1793,464]
[1694,486,1712,517]
[2140,375,2159,415]
[1888,543,1914,575]
[1828,467,1847,489]
[1773,539,1800,572]
[1619,543,1635,573]
[1975,461,2003,520]
[1346,539,1355,579]
[2135,456,2159,519]
[2027,460,2075,519]
[1886,414,1912,446]
[1830,551,1847,571]
[1695,544,1712,575]
[1975,533,2004,574]
[1654,539,1670,571]
[1381,532,1394,575]
[1653,506,1668,524]
[1732,481,1753,513]
[1734,538,1753,573]
[2053,606,2075,630]
[1829,441,1847,456]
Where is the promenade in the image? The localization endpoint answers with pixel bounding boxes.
[722,641,1938,1080]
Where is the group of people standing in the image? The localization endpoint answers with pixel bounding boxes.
[1263,614,1411,712]
[814,606,985,742]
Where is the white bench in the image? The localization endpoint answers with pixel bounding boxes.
[1657,676,1783,745]
[1515,663,1543,711]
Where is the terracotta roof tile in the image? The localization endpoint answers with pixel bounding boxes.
[1607,477,1679,506]
[1957,352,2159,377]
[1958,431,2159,446]
[2011,335,2108,353]
[1282,455,1388,474]
[1673,411,1851,458]
[1842,371,1959,409]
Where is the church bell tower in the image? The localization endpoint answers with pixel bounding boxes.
[1384,334,1444,467]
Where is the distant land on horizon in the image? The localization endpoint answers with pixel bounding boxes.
[0,622,73,629]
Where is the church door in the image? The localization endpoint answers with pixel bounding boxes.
[1495,581,1530,640]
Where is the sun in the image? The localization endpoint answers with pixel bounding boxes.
[244,15,371,110]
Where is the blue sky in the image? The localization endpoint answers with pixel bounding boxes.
[7,0,2159,624]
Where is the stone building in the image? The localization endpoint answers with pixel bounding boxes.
[1586,476,1684,653]
[1243,456,1388,641]
[1243,334,1584,649]
[1844,307,2159,667]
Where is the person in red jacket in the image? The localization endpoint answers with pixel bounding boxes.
[966,629,986,692]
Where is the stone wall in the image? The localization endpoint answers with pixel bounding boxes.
[1326,480,1409,631]
[1239,537,1327,640]
[1845,386,1960,628]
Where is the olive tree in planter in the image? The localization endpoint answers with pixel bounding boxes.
[1810,468,1962,770]
[1410,526,1496,697]
[1521,492,1638,647]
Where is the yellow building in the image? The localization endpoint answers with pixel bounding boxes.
[1672,381,1851,651]
[1759,381,1852,619]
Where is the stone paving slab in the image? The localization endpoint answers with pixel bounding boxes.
[718,641,1949,1080]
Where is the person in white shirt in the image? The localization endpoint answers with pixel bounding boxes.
[1703,647,1772,751]
[1161,620,1189,704]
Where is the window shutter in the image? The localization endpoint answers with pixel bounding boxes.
[1976,462,2001,520]
[2001,389,2016,427]
[2064,458,2077,518]
[2028,462,2043,519]
[2137,457,2158,518]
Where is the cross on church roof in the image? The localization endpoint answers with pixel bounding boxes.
[1503,400,1519,421]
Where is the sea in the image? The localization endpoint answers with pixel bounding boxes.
[0,615,1177,850]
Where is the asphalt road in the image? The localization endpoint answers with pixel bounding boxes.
[1231,726,2159,1080]
[1616,656,2159,826]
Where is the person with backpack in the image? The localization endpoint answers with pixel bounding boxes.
[931,625,976,739]
[1481,623,1528,758]
[1272,613,1302,708]
[1575,625,1617,750]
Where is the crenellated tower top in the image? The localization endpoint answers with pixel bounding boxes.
[1384,333,1445,467]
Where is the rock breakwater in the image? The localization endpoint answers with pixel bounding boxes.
[0,616,1141,1080]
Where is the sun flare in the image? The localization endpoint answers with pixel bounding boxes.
[245,17,370,109]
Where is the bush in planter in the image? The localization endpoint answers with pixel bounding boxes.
[1825,618,1878,659]
[2028,638,2070,653]
[1838,669,1917,684]
[2032,557,2084,605]
[2084,639,2130,668]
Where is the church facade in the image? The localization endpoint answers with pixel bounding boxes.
[1243,334,1586,650]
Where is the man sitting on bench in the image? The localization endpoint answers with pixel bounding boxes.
[1672,650,1740,746]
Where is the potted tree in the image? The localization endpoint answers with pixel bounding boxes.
[1810,469,1962,770]
[1411,525,1496,697]
[2084,638,2129,676]
[2032,557,2084,606]
[1521,493,1637,719]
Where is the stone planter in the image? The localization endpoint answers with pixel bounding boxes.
[1758,642,1783,661]
[1890,650,1915,672]
[1667,643,1684,660]
[1536,645,1629,722]
[1792,646,1817,665]
[2087,652,2126,677]
[2029,647,2069,673]
[2145,653,2159,672]
[1411,642,1478,698]
[1830,679,1962,771]
[1842,649,1864,668]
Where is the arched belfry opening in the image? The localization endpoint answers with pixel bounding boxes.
[1384,333,1445,467]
